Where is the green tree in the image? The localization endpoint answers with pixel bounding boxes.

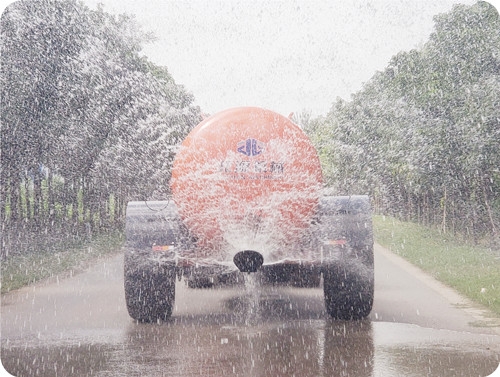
[307,2,500,241]
[1,0,201,256]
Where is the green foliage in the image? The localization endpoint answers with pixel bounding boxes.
[307,2,500,242]
[0,0,201,257]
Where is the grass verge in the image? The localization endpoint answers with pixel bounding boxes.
[1,231,124,294]
[373,215,500,316]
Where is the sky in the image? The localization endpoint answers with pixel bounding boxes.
[1,0,499,117]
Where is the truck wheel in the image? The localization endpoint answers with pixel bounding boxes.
[323,263,374,320]
[124,252,176,322]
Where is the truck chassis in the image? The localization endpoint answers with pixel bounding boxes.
[124,195,374,322]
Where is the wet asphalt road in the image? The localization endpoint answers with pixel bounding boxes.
[1,244,499,377]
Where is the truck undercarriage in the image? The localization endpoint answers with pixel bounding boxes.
[124,195,374,322]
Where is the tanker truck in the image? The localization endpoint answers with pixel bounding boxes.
[124,107,374,322]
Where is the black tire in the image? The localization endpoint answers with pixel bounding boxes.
[317,195,374,320]
[124,251,176,322]
[323,263,374,320]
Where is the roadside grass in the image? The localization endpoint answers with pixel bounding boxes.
[373,215,500,316]
[1,231,124,294]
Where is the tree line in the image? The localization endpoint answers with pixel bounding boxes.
[2,1,498,258]
[304,2,499,243]
[1,0,201,256]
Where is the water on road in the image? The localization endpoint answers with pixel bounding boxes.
[1,245,499,377]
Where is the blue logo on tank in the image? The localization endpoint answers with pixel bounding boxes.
[237,139,265,157]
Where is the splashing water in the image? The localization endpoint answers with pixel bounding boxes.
[243,272,261,325]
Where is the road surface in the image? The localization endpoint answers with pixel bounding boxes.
[1,244,499,377]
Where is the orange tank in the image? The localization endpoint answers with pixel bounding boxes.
[170,107,323,258]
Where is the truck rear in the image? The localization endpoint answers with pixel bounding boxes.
[124,107,374,322]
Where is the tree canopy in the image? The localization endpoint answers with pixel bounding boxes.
[1,0,201,255]
[305,2,499,242]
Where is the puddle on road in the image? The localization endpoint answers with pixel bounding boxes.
[371,322,500,377]
[2,271,499,377]
[2,292,499,377]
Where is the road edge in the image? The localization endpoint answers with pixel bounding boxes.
[375,243,500,336]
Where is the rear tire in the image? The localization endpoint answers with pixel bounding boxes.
[317,195,374,320]
[323,263,374,320]
[124,251,176,322]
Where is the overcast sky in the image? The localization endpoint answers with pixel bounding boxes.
[2,0,498,116]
